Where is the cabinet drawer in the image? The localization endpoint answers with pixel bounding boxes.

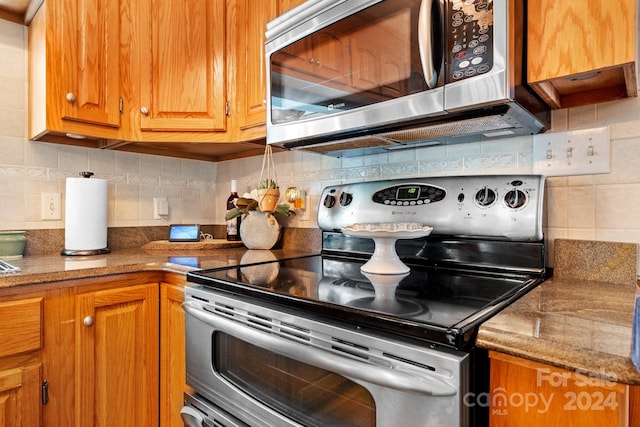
[0,297,43,357]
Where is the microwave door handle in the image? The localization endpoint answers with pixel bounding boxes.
[183,302,456,397]
[418,0,438,88]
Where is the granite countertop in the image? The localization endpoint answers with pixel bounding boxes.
[477,239,640,385]
[0,246,317,290]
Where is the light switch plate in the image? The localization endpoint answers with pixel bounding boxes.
[533,127,610,176]
[41,193,62,220]
[154,197,169,219]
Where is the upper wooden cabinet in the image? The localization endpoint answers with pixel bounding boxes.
[28,0,124,142]
[61,0,122,128]
[527,0,637,109]
[234,0,278,132]
[136,0,227,132]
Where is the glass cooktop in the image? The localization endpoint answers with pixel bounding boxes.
[187,253,541,349]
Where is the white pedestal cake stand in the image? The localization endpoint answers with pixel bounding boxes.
[341,224,433,274]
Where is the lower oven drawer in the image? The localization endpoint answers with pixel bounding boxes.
[181,392,248,427]
[183,286,469,427]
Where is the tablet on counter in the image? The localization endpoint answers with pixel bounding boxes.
[169,224,200,242]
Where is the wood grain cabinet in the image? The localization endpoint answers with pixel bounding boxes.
[489,351,638,427]
[74,282,159,427]
[160,275,189,427]
[0,272,188,427]
[43,272,187,427]
[233,0,278,133]
[0,296,44,427]
[527,0,637,109]
[135,0,227,133]
[28,0,124,143]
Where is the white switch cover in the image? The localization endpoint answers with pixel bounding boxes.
[154,197,169,219]
[41,193,62,220]
[533,127,610,176]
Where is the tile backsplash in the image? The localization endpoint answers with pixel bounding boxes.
[2,18,640,269]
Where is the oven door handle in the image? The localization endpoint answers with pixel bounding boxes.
[184,302,457,397]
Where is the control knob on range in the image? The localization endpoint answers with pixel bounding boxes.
[474,186,496,207]
[504,189,527,209]
[339,191,353,206]
[323,193,336,208]
[180,406,204,427]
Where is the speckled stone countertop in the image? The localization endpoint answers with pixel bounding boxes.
[476,239,640,385]
[0,246,319,291]
[0,226,323,291]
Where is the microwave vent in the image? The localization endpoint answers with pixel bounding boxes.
[297,135,399,154]
[382,115,516,142]
[283,103,548,157]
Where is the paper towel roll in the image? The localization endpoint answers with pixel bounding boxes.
[63,175,110,255]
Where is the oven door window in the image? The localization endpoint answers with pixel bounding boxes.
[215,332,376,427]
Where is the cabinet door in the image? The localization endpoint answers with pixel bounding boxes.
[75,284,159,427]
[61,0,122,128]
[235,0,278,130]
[138,0,227,131]
[160,282,186,427]
[0,297,44,426]
[527,0,636,108]
[489,352,629,427]
[0,364,42,427]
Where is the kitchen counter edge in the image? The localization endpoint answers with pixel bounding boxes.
[476,276,640,385]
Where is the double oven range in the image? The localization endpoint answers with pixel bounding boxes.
[181,175,546,427]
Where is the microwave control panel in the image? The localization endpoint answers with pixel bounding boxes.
[446,0,494,82]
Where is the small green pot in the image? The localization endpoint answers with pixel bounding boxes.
[0,231,26,257]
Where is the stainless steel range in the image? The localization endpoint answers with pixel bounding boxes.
[181,175,546,427]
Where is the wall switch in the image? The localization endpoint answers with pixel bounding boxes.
[154,197,169,219]
[533,127,611,176]
[41,193,62,220]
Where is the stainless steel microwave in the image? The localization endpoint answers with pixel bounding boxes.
[265,0,549,157]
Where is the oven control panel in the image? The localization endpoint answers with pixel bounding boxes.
[318,175,544,241]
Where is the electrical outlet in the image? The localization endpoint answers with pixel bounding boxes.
[154,197,169,219]
[533,127,611,176]
[41,193,62,220]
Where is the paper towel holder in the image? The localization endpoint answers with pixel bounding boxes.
[61,171,111,257]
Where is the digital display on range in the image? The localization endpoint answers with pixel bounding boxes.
[396,186,420,200]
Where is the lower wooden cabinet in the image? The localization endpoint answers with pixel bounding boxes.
[0,295,44,427]
[75,282,159,427]
[41,271,187,427]
[160,275,188,427]
[489,351,636,427]
[0,363,42,427]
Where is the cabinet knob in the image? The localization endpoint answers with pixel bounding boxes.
[66,92,77,103]
[140,106,149,115]
[83,316,94,327]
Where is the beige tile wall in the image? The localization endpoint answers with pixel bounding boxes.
[2,17,640,269]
